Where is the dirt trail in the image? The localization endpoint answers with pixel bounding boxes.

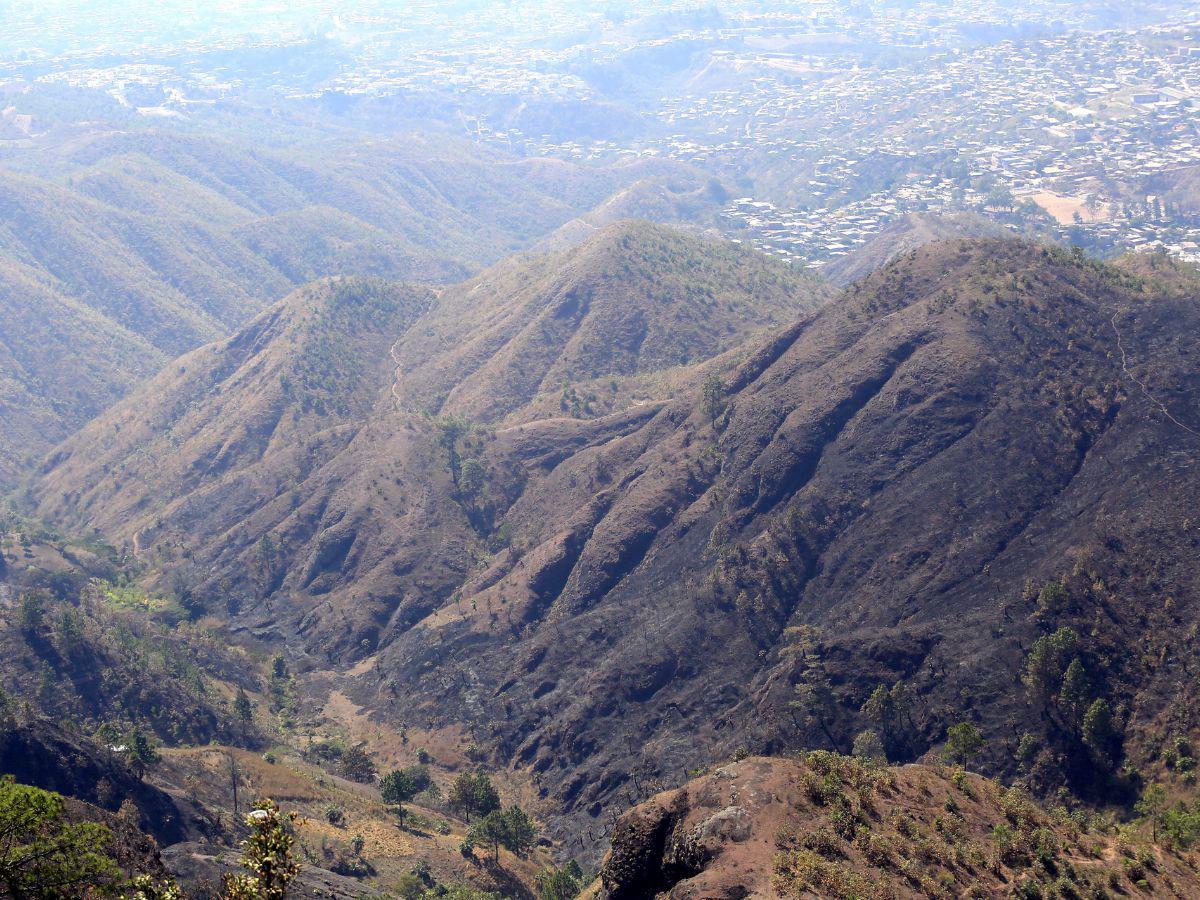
[1110,310,1200,437]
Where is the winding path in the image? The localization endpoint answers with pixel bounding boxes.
[1110,309,1200,438]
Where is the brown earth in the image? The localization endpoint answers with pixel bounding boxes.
[392,220,830,421]
[28,235,1200,864]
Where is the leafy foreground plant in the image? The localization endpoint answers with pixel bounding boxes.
[222,800,300,900]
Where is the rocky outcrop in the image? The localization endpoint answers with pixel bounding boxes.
[595,755,1200,899]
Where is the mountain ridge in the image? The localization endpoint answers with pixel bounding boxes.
[26,235,1200,865]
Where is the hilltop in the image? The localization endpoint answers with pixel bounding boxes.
[820,211,1007,286]
[393,221,831,422]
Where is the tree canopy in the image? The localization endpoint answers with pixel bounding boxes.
[0,776,120,898]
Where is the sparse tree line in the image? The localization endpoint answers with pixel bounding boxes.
[776,558,1200,871]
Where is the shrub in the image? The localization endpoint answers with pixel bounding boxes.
[537,863,584,900]
[222,800,299,900]
[1016,733,1040,770]
[773,848,888,900]
[323,804,345,827]
[801,825,841,858]
[337,744,378,783]
[1081,700,1119,765]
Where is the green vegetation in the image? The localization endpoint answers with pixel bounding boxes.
[105,727,152,778]
[2,563,257,746]
[98,581,185,623]
[336,743,378,784]
[1081,699,1118,764]
[699,373,726,427]
[222,800,299,900]
[0,776,120,897]
[466,806,537,862]
[266,655,296,729]
[1022,627,1080,706]
[852,730,887,765]
[381,765,433,805]
[449,771,501,822]
[536,861,585,900]
[233,688,254,725]
[942,722,985,766]
[859,681,915,761]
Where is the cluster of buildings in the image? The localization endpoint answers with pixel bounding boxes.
[533,15,1200,267]
[4,1,1200,266]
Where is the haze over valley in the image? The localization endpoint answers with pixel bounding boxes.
[3,3,1200,899]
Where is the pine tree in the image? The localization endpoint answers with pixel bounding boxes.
[1058,658,1090,726]
[233,688,254,724]
[0,777,120,895]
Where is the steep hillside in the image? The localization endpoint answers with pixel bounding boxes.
[30,238,1200,863]
[594,754,1200,899]
[0,716,212,848]
[31,277,432,545]
[0,257,164,488]
[0,514,261,747]
[361,240,1200,848]
[393,221,830,422]
[0,128,701,487]
[30,227,823,662]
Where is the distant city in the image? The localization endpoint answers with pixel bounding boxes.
[3,0,1200,267]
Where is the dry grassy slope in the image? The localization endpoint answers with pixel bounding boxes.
[353,240,1200,852]
[157,746,547,899]
[0,128,698,488]
[16,129,622,273]
[30,226,829,661]
[30,278,433,553]
[0,167,249,351]
[0,256,164,488]
[392,221,830,422]
[593,755,1200,899]
[29,236,1200,863]
[1138,162,1200,214]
